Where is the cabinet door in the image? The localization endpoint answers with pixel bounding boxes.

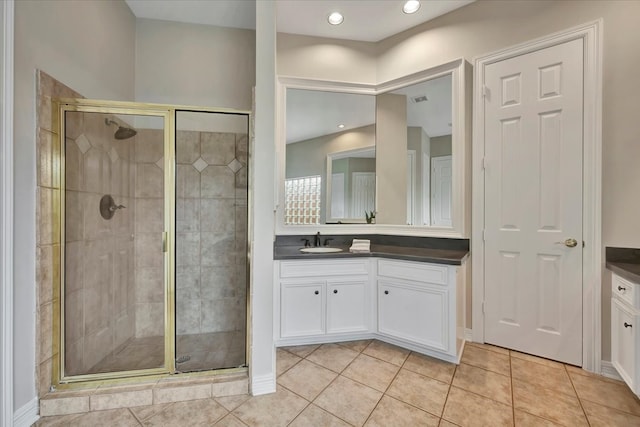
[327,280,368,334]
[378,280,449,352]
[281,282,324,338]
[612,299,637,392]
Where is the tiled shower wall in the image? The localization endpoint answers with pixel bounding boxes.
[35,72,137,388]
[132,129,166,338]
[63,110,137,375]
[36,71,71,395]
[175,130,248,336]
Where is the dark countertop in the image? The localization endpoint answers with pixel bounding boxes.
[606,247,640,284]
[274,236,469,265]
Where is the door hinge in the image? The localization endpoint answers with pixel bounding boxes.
[582,240,585,248]
[481,157,487,171]
[482,85,489,98]
[482,301,485,315]
[162,232,168,253]
[482,229,486,242]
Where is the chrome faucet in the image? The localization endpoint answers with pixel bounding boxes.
[314,231,321,247]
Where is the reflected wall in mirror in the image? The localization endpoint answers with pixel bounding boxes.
[378,74,452,226]
[285,89,375,225]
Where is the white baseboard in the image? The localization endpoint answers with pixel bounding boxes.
[14,397,39,427]
[464,328,473,341]
[601,361,623,382]
[251,373,276,396]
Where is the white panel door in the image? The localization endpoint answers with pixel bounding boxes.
[484,38,584,365]
[352,172,375,218]
[431,156,452,227]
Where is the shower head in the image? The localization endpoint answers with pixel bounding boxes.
[105,118,137,140]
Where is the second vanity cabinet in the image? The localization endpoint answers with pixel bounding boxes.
[611,272,640,395]
[275,257,466,363]
[377,259,455,354]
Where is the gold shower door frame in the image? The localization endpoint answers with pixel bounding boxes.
[53,99,252,387]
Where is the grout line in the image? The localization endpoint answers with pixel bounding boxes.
[509,351,515,426]
[565,363,593,427]
[439,363,457,424]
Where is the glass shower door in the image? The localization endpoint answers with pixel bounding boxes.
[61,107,170,378]
[174,110,249,372]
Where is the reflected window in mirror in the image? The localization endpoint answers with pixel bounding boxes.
[284,175,321,225]
[285,89,376,224]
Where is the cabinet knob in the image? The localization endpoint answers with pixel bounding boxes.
[333,289,338,294]
[314,290,319,295]
[384,290,389,295]
[624,322,633,328]
[618,285,627,291]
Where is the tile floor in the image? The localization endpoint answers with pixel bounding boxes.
[36,340,640,426]
[86,331,246,375]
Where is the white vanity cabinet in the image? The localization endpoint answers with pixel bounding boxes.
[275,256,467,363]
[276,259,373,343]
[377,259,463,362]
[611,272,640,395]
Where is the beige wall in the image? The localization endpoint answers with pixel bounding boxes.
[276,0,640,361]
[135,19,255,110]
[278,32,377,84]
[431,135,452,158]
[376,93,407,224]
[14,0,135,410]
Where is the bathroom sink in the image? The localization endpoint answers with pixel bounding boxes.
[300,247,343,254]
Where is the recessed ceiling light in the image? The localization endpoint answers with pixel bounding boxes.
[337,124,345,129]
[403,0,421,14]
[327,12,344,25]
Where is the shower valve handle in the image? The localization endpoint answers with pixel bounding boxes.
[109,204,126,212]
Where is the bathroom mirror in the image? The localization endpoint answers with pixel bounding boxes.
[378,74,453,226]
[284,89,376,225]
[277,59,470,237]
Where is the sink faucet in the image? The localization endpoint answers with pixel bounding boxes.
[314,231,321,247]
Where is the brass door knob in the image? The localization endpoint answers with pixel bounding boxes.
[555,238,578,248]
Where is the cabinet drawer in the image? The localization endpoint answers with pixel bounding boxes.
[612,273,638,309]
[378,259,448,285]
[280,259,369,278]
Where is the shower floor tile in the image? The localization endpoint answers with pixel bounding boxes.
[86,330,246,375]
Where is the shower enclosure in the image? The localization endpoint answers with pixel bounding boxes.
[55,100,250,384]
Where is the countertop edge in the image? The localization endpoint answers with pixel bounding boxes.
[607,261,640,284]
[274,247,469,266]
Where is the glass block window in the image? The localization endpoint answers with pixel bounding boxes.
[284,175,321,225]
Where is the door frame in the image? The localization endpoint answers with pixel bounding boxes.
[472,20,603,373]
[1,0,14,425]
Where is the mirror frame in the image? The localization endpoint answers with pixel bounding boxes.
[276,58,471,238]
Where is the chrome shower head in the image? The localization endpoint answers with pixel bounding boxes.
[105,118,137,140]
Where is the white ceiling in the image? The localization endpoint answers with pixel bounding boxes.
[125,0,474,43]
[125,0,256,29]
[276,0,474,42]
